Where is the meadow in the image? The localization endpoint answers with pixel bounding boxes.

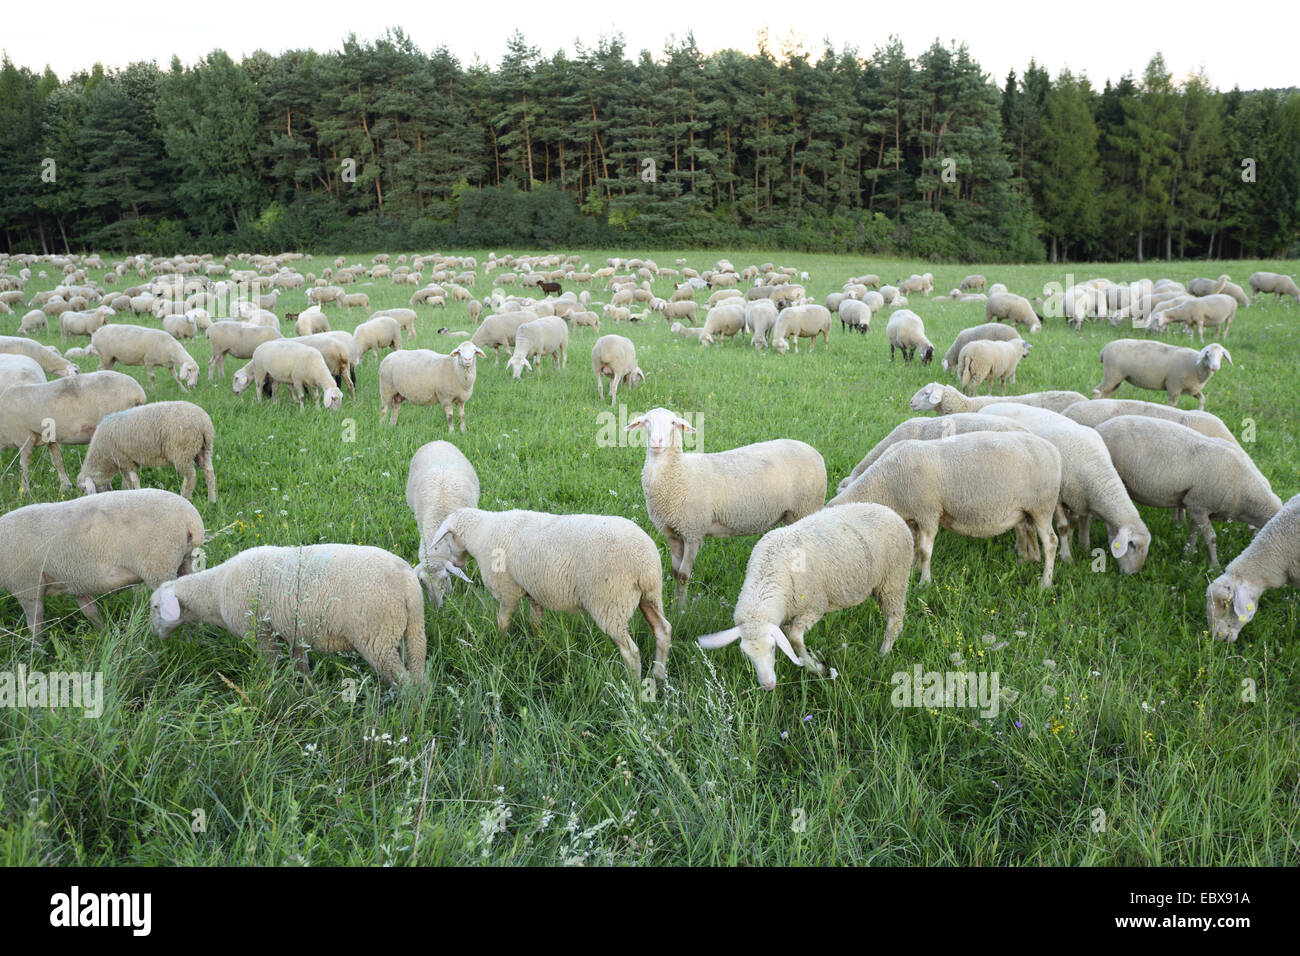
[1,251,1297,866]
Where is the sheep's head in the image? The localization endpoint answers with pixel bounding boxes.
[149,581,185,639]
[57,362,80,377]
[1200,343,1231,372]
[452,341,485,371]
[231,368,252,395]
[697,622,802,691]
[920,344,935,366]
[910,383,947,412]
[179,360,200,389]
[322,386,343,411]
[508,354,531,379]
[625,407,694,454]
[1107,523,1151,575]
[626,366,645,388]
[1206,574,1260,642]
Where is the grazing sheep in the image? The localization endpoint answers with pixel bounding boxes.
[838,298,874,334]
[1095,416,1281,567]
[294,309,330,336]
[353,316,403,364]
[379,341,485,431]
[232,340,343,410]
[91,325,199,391]
[77,400,217,503]
[507,315,569,378]
[1094,339,1231,409]
[1206,493,1300,642]
[342,292,370,310]
[1248,271,1300,303]
[828,432,1063,587]
[1155,294,1237,341]
[959,275,987,292]
[746,299,780,348]
[1062,399,1238,445]
[205,322,282,380]
[0,335,80,377]
[591,334,644,405]
[885,310,936,364]
[958,338,1031,395]
[941,323,1023,374]
[669,322,713,345]
[698,503,914,688]
[150,545,426,687]
[18,309,49,335]
[0,354,46,393]
[772,304,832,354]
[0,488,204,644]
[1187,275,1232,297]
[701,303,746,344]
[625,407,826,606]
[835,414,1031,494]
[59,307,113,342]
[292,331,357,397]
[985,292,1042,333]
[568,310,599,333]
[909,382,1090,415]
[406,441,480,607]
[428,508,672,685]
[374,307,418,340]
[662,300,698,325]
[471,311,533,364]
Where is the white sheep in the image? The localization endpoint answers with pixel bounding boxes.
[1206,492,1300,642]
[373,307,419,339]
[985,292,1042,333]
[1062,399,1238,444]
[0,335,80,377]
[91,325,199,391]
[232,340,343,410]
[0,354,45,393]
[471,311,533,363]
[885,310,936,364]
[18,309,48,335]
[379,341,485,431]
[697,503,914,689]
[591,334,644,405]
[294,310,330,336]
[292,331,357,398]
[772,303,832,354]
[77,400,217,503]
[1094,339,1231,409]
[827,432,1063,587]
[0,488,204,643]
[941,322,1022,373]
[507,315,569,378]
[957,338,1031,395]
[353,316,403,364]
[625,407,826,606]
[60,306,113,342]
[406,441,480,606]
[149,544,426,687]
[746,299,780,348]
[428,508,672,685]
[1248,271,1300,303]
[205,321,282,380]
[701,303,746,344]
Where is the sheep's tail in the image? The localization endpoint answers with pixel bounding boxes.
[403,574,428,684]
[1213,275,1229,295]
[958,353,972,388]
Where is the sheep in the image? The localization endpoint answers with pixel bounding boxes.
[835,413,1031,494]
[908,382,1089,416]
[669,322,713,345]
[0,488,204,644]
[0,354,46,393]
[18,309,48,335]
[0,370,146,490]
[292,331,357,397]
[58,307,113,342]
[149,544,426,687]
[603,304,632,323]
[1095,416,1281,567]
[701,303,746,344]
[625,407,826,606]
[428,508,672,685]
[1153,293,1238,341]
[0,335,79,377]
[745,299,780,349]
[1206,493,1300,643]
[957,338,1031,395]
[293,308,329,336]
[977,403,1150,569]
[591,334,644,405]
[959,275,987,292]
[1248,271,1300,303]
[232,340,343,410]
[885,310,936,364]
[76,400,217,503]
[1062,399,1238,445]
[379,341,485,430]
[827,432,1063,587]
[697,503,913,689]
[1094,339,1231,409]
[406,441,480,607]
[985,292,1042,333]
[507,315,569,379]
[342,292,370,310]
[772,304,832,354]
[662,300,697,325]
[353,316,403,364]
[471,310,533,364]
[941,322,1022,374]
[205,322,282,380]
[161,312,197,341]
[90,325,199,391]
[568,310,600,333]
[1187,274,1232,297]
[838,298,874,334]
[374,307,418,340]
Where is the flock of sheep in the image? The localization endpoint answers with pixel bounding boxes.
[1,249,1298,694]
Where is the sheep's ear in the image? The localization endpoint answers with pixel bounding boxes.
[674,416,695,433]
[769,624,803,666]
[1220,346,1233,366]
[430,513,460,550]
[928,386,943,406]
[1110,527,1131,557]
[444,561,474,585]
[1232,584,1257,623]
[158,587,181,623]
[472,344,486,358]
[697,627,742,649]
[625,414,646,432]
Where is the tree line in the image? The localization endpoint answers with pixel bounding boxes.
[1,29,1296,262]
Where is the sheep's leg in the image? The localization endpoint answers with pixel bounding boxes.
[786,618,826,676]
[48,442,72,490]
[528,598,544,636]
[1077,515,1092,549]
[207,353,219,380]
[1054,505,1074,562]
[495,587,523,635]
[389,397,403,426]
[20,591,45,646]
[457,402,467,433]
[1187,510,1219,567]
[178,460,197,500]
[606,627,643,685]
[76,595,104,627]
[356,639,405,688]
[201,450,217,504]
[639,597,671,684]
[1194,390,1206,411]
[1034,510,1058,588]
[126,469,140,489]
[595,372,604,401]
[915,526,937,585]
[877,582,907,656]
[288,633,311,677]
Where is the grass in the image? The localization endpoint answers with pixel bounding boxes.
[1,250,1298,865]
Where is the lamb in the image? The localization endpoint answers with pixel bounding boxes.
[91,325,200,391]
[746,299,780,348]
[909,382,1090,415]
[591,334,644,405]
[941,322,1022,373]
[352,316,403,364]
[959,274,987,292]
[471,310,533,364]
[625,407,826,606]
[662,300,697,324]
[1248,271,1300,303]
[76,400,217,503]
[232,340,343,410]
[1062,399,1238,445]
[406,441,480,606]
[1094,339,1231,409]
[0,370,146,490]
[838,298,874,334]
[985,292,1042,332]
[772,304,832,354]
[977,403,1150,570]
[205,321,282,380]
[958,338,1031,395]
[0,335,80,377]
[1187,274,1232,297]
[292,331,357,397]
[669,322,713,345]
[507,315,569,378]
[428,508,672,685]
[59,307,113,342]
[827,432,1063,587]
[149,544,426,687]
[0,354,45,393]
[342,292,370,310]
[701,303,746,344]
[835,413,1031,494]
[379,341,485,430]
[1154,293,1237,341]
[0,488,204,644]
[161,312,197,342]
[603,305,632,323]
[1205,493,1300,642]
[18,309,48,335]
[885,310,936,364]
[697,503,913,689]
[373,307,419,339]
[1094,416,1282,567]
[568,310,599,333]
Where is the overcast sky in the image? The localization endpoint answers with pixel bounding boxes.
[3,0,1294,91]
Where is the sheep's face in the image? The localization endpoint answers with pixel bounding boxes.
[180,361,199,388]
[453,342,484,370]
[508,355,531,379]
[773,336,790,354]
[1108,524,1151,575]
[149,583,184,639]
[1206,576,1259,642]
[322,387,344,411]
[920,346,934,366]
[626,407,694,454]
[57,363,81,377]
[910,383,945,412]
[231,369,251,395]
[697,622,802,691]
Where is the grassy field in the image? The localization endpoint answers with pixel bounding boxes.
[2,251,1297,865]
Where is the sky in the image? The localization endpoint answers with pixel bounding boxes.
[2,0,1295,91]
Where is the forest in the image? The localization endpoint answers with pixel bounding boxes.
[1,29,1297,262]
